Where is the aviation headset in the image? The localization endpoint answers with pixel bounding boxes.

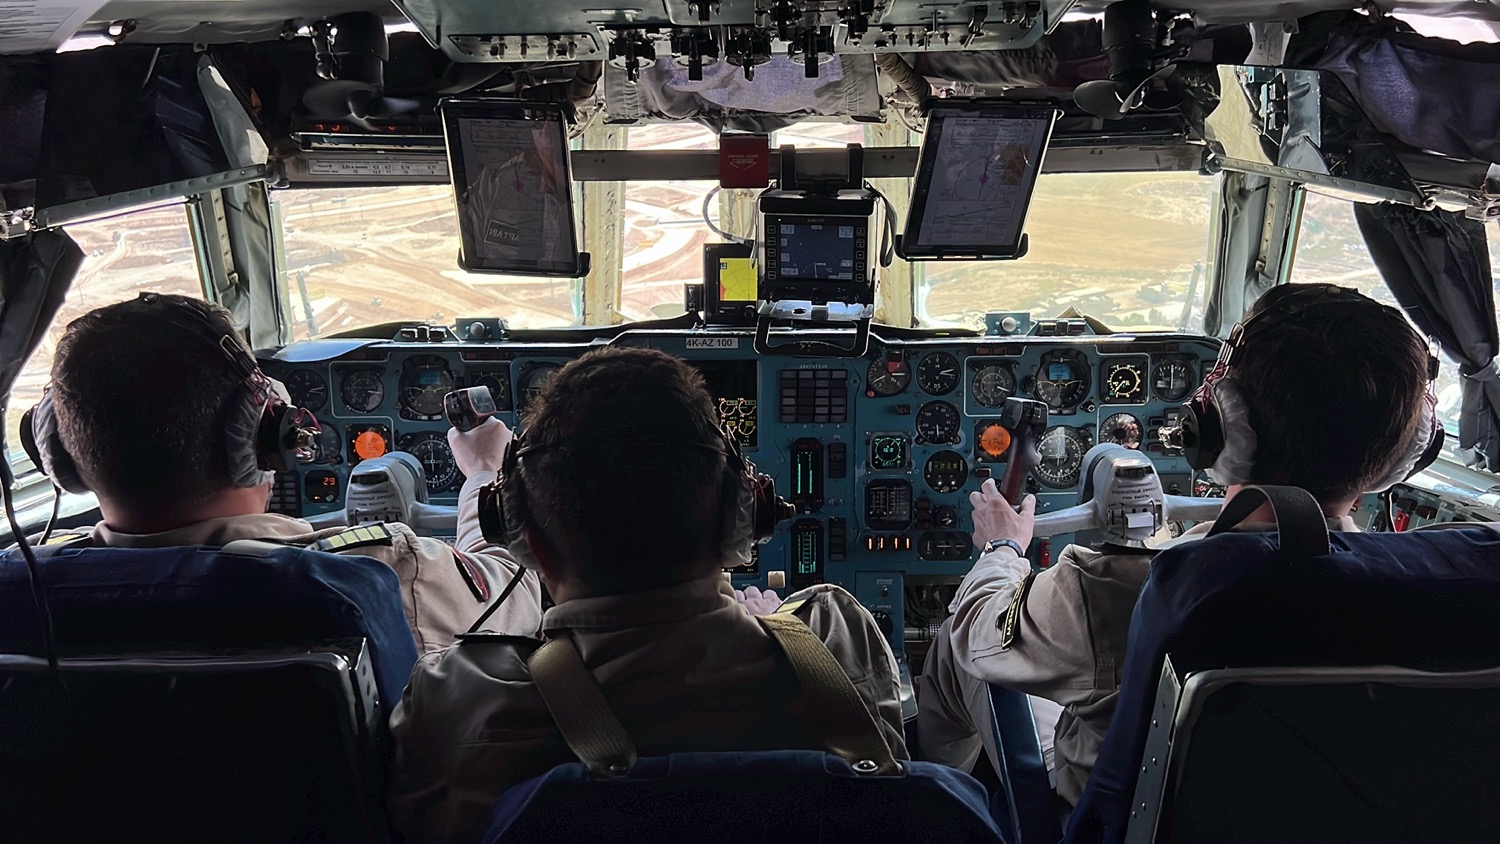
[1161,283,1444,494]
[477,368,788,569]
[19,293,321,495]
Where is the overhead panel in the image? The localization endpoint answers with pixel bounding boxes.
[395,0,1078,70]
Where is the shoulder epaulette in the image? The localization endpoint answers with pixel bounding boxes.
[998,571,1036,649]
[314,523,395,552]
[456,632,545,646]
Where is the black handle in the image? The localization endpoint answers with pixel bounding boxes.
[1000,398,1048,504]
[753,315,871,359]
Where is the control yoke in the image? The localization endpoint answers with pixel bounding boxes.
[1000,397,1048,504]
[305,453,458,533]
[1033,443,1224,540]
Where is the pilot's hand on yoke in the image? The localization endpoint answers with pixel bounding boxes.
[448,417,513,477]
[734,585,783,616]
[969,478,1036,553]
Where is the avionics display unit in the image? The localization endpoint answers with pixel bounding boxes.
[758,192,877,307]
[899,100,1059,262]
[438,98,588,277]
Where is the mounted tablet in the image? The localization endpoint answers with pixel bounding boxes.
[898,101,1060,262]
[438,98,589,277]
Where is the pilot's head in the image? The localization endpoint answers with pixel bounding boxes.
[1230,283,1431,505]
[50,294,274,531]
[517,347,731,599]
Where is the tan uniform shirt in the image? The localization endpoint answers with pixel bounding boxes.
[919,516,1358,806]
[388,578,907,844]
[85,471,541,653]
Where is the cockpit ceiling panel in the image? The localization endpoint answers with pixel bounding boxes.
[1069,0,1500,24]
[392,0,1079,63]
[73,1,394,44]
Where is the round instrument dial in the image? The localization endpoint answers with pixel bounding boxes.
[923,451,969,494]
[1152,358,1195,402]
[1101,413,1144,450]
[339,368,385,413]
[285,369,328,413]
[915,401,961,445]
[517,363,561,409]
[473,371,511,411]
[971,364,1016,408]
[1034,350,1091,410]
[1103,361,1146,403]
[865,357,911,397]
[870,434,910,471]
[976,421,1012,461]
[916,352,960,396]
[1035,426,1091,489]
[399,431,461,494]
[400,357,455,419]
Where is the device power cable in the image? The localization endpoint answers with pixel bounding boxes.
[0,413,63,679]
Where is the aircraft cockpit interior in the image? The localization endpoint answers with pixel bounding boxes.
[2,0,1499,840]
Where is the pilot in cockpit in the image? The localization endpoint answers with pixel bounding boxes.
[387,347,907,844]
[918,284,1439,808]
[27,293,541,653]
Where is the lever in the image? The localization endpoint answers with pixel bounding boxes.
[999,397,1048,505]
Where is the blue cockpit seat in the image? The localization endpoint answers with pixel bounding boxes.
[1066,486,1500,844]
[1124,658,1500,844]
[987,683,1060,844]
[486,611,1009,843]
[0,640,389,842]
[0,540,420,706]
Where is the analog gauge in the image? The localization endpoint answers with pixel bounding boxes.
[1034,426,1091,489]
[347,424,391,464]
[1152,358,1195,402]
[517,362,561,409]
[1034,350,1091,410]
[399,431,462,494]
[399,357,455,420]
[916,352,960,396]
[870,434,910,471]
[923,451,969,494]
[473,371,511,410]
[976,421,1012,462]
[284,369,328,413]
[339,368,385,413]
[971,364,1016,408]
[1101,413,1144,450]
[312,420,343,465]
[914,401,961,445]
[865,356,911,397]
[1103,360,1147,403]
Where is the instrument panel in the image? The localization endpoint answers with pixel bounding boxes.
[263,328,1220,651]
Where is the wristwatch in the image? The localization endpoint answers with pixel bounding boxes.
[982,538,1026,558]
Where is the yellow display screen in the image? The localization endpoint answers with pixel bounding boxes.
[718,257,757,304]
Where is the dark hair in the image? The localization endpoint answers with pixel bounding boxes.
[51,294,249,505]
[1235,285,1430,502]
[519,347,729,594]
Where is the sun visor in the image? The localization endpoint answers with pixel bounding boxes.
[0,47,263,231]
[1190,64,1424,205]
[604,55,883,132]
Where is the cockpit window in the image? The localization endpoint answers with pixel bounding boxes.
[1290,190,1500,435]
[6,202,202,473]
[275,186,582,340]
[915,172,1220,331]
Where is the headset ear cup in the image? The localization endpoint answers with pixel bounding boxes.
[22,394,90,494]
[225,381,272,488]
[1177,399,1221,472]
[717,432,758,566]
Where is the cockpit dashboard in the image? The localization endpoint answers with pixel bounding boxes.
[262,322,1223,650]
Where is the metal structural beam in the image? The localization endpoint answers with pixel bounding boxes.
[866,123,917,328]
[571,144,1203,182]
[579,121,627,325]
